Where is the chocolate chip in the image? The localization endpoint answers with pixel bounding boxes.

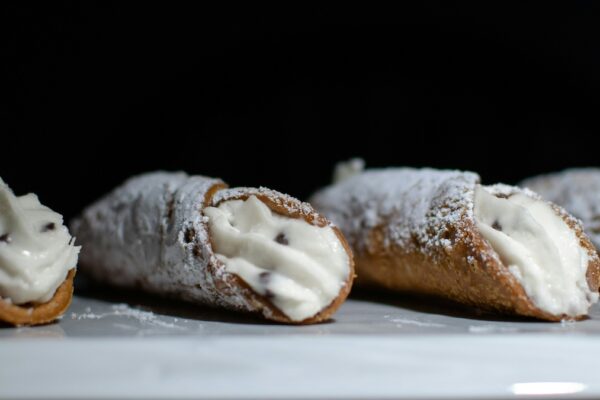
[494,193,512,199]
[274,232,289,245]
[41,222,56,232]
[264,289,275,300]
[184,227,195,243]
[192,245,202,257]
[492,220,502,231]
[259,271,271,284]
[0,233,11,243]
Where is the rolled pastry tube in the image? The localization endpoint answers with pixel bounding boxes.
[311,164,600,321]
[0,178,80,326]
[71,172,354,324]
[521,168,600,251]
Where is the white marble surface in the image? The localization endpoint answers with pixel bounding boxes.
[2,289,600,399]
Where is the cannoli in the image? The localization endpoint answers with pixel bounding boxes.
[310,162,600,320]
[0,178,80,326]
[71,172,354,324]
[521,168,600,251]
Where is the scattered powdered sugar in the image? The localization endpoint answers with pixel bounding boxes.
[310,166,480,258]
[71,304,182,329]
[388,317,446,328]
[521,168,600,250]
[468,324,520,333]
[560,318,576,327]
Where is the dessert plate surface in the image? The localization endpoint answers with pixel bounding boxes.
[2,292,599,399]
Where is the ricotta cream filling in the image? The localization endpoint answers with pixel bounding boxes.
[204,196,350,321]
[0,178,80,304]
[474,185,597,316]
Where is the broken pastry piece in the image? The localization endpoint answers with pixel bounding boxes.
[71,172,354,324]
[521,168,600,251]
[0,178,80,326]
[311,163,600,321]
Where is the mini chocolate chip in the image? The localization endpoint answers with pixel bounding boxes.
[0,233,11,243]
[259,271,271,284]
[492,220,502,231]
[275,232,289,245]
[192,245,202,257]
[264,289,275,300]
[494,193,512,199]
[184,227,195,243]
[41,222,56,232]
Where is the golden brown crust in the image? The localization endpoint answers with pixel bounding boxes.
[311,168,600,321]
[0,269,76,326]
[208,191,355,324]
[356,211,599,322]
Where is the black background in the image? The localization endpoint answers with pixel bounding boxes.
[5,3,600,220]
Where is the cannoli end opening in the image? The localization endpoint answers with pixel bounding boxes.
[0,176,80,309]
[204,195,352,322]
[474,185,599,318]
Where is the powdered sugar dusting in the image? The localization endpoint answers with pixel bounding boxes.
[468,324,519,333]
[71,171,348,323]
[389,317,445,328]
[71,171,258,316]
[521,168,600,250]
[310,167,480,258]
[71,304,182,329]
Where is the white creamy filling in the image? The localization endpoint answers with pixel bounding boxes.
[474,185,597,316]
[204,196,349,321]
[0,178,80,305]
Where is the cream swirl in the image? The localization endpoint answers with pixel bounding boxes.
[474,185,596,316]
[0,178,80,304]
[204,196,349,321]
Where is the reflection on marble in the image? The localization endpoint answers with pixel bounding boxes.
[3,285,600,399]
[510,382,588,396]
